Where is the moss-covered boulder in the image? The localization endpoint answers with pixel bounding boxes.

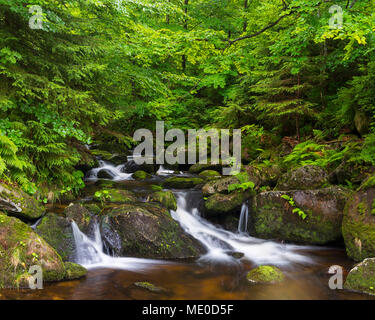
[0,215,67,288]
[199,170,221,180]
[244,165,281,188]
[251,187,348,244]
[0,182,44,220]
[93,189,137,204]
[188,162,223,174]
[162,177,204,189]
[148,191,177,211]
[205,191,252,217]
[246,265,285,284]
[202,176,239,197]
[36,213,75,262]
[345,258,375,295]
[100,203,204,259]
[64,262,87,280]
[132,170,151,180]
[276,165,329,191]
[342,188,375,261]
[120,160,157,174]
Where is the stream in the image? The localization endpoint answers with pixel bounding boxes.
[1,160,374,300]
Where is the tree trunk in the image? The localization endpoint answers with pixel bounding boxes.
[182,0,189,72]
[243,0,248,32]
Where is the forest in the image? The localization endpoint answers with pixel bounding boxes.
[0,0,375,301]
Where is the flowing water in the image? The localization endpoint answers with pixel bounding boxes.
[2,160,374,300]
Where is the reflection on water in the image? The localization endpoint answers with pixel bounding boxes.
[1,249,374,300]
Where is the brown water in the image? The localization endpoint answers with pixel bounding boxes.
[1,248,373,300]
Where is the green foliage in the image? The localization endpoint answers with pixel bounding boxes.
[228,171,255,193]
[281,195,307,220]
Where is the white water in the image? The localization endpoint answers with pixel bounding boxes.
[171,192,314,266]
[157,165,176,175]
[238,203,249,233]
[86,160,132,181]
[71,220,169,271]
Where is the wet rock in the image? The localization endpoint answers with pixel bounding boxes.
[64,203,92,233]
[97,169,114,179]
[100,202,204,259]
[198,170,221,180]
[93,189,137,204]
[64,262,87,280]
[162,177,204,189]
[0,215,66,288]
[228,252,244,259]
[0,182,44,220]
[134,281,166,293]
[202,176,239,197]
[132,170,151,180]
[342,187,375,261]
[148,191,177,211]
[354,110,370,136]
[276,165,329,191]
[204,191,252,217]
[36,213,75,262]
[189,162,222,174]
[244,165,281,188]
[246,265,285,284]
[120,160,157,174]
[251,187,349,244]
[345,258,375,295]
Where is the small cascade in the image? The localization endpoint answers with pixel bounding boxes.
[171,192,313,266]
[71,220,169,271]
[86,160,132,181]
[157,165,175,175]
[238,203,249,233]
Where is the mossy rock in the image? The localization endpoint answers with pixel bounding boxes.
[345,258,375,295]
[0,182,45,220]
[199,170,221,180]
[132,170,151,180]
[64,262,87,280]
[251,187,349,244]
[246,265,285,284]
[148,191,177,211]
[342,188,375,261]
[162,177,204,189]
[93,189,137,204]
[204,191,252,217]
[359,175,375,192]
[0,215,66,288]
[189,162,222,174]
[36,213,75,262]
[276,165,329,191]
[64,203,92,233]
[202,176,239,196]
[83,203,102,215]
[244,165,281,188]
[134,281,166,293]
[329,161,374,186]
[100,202,204,259]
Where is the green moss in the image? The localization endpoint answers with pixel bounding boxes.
[345,258,375,295]
[199,170,221,180]
[64,262,87,280]
[149,191,177,211]
[205,191,252,216]
[134,282,165,293]
[93,189,137,203]
[162,177,204,189]
[132,170,151,180]
[246,266,285,283]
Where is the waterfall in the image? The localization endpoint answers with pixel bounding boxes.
[71,220,169,271]
[171,192,313,266]
[238,203,249,233]
[157,165,175,175]
[86,160,133,181]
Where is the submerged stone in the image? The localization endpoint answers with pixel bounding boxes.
[134,281,166,293]
[64,262,87,280]
[246,265,285,284]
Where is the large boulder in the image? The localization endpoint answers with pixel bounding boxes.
[251,187,348,244]
[246,265,285,284]
[148,191,177,211]
[36,213,75,262]
[188,162,223,174]
[100,203,204,259]
[342,187,375,261]
[276,165,329,191]
[0,215,85,288]
[0,182,44,220]
[204,191,252,217]
[120,160,157,174]
[198,170,221,180]
[162,177,204,189]
[345,258,375,295]
[64,203,92,233]
[202,176,239,197]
